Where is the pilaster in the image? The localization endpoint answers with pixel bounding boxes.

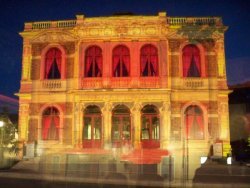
[102,102,113,148]
[22,39,32,80]
[159,101,171,149]
[131,102,142,149]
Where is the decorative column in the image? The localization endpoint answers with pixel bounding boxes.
[22,39,32,80]
[102,102,113,149]
[131,102,142,149]
[159,101,171,149]
[18,102,29,158]
[73,41,81,89]
[218,94,231,157]
[73,102,83,148]
[215,38,226,78]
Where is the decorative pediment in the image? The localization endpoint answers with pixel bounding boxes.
[31,31,77,43]
[73,18,167,39]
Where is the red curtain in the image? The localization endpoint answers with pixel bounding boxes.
[96,56,102,76]
[53,116,60,140]
[140,45,158,76]
[186,114,194,139]
[42,116,51,140]
[42,107,60,140]
[123,55,130,75]
[183,45,201,77]
[185,106,204,139]
[85,46,102,77]
[45,48,62,79]
[196,115,204,137]
[150,55,158,76]
[113,45,130,76]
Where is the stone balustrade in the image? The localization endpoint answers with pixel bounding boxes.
[25,20,76,30]
[140,77,160,88]
[24,16,222,31]
[81,78,103,89]
[32,80,66,91]
[167,17,222,26]
[182,78,208,89]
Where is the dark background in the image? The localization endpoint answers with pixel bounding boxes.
[0,0,249,98]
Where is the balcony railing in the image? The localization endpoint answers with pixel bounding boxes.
[81,77,162,89]
[81,78,103,89]
[25,20,77,30]
[32,80,66,91]
[182,78,208,89]
[110,77,132,88]
[140,77,160,88]
[167,17,222,26]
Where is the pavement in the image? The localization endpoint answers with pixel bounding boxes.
[0,158,250,188]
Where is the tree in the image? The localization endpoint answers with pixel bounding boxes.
[0,107,20,155]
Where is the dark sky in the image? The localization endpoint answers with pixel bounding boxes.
[0,0,250,98]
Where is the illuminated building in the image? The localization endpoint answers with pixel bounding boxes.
[17,12,230,179]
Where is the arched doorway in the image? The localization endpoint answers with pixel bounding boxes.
[83,105,102,148]
[42,107,60,140]
[141,105,160,148]
[111,105,131,147]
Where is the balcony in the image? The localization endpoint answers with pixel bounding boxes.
[24,20,77,30]
[182,78,208,89]
[32,80,66,92]
[139,77,160,88]
[81,78,103,89]
[110,77,132,88]
[81,77,162,89]
[167,17,222,26]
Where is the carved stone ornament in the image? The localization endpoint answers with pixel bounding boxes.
[102,102,113,113]
[160,101,170,113]
[131,102,142,113]
[31,31,76,43]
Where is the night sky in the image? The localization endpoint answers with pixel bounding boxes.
[0,0,250,98]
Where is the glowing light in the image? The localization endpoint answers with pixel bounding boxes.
[0,121,4,127]
[227,157,232,165]
[200,156,207,164]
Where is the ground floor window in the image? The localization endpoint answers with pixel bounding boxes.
[141,105,160,148]
[185,105,204,140]
[83,105,102,148]
[42,107,60,140]
[112,105,131,147]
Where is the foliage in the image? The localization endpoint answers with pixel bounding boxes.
[0,109,20,155]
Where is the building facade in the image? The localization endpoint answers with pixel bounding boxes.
[18,12,230,179]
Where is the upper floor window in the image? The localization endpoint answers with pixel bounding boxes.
[183,44,201,77]
[85,46,102,77]
[42,107,60,140]
[185,105,204,140]
[140,44,158,76]
[113,45,130,77]
[45,48,62,79]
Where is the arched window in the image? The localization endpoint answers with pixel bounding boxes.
[141,105,160,148]
[113,45,130,77]
[42,107,60,140]
[44,48,62,79]
[85,46,102,77]
[83,105,102,148]
[140,44,158,76]
[112,105,131,147]
[182,44,201,77]
[185,105,204,140]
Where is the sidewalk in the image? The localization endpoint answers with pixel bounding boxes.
[0,159,250,188]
